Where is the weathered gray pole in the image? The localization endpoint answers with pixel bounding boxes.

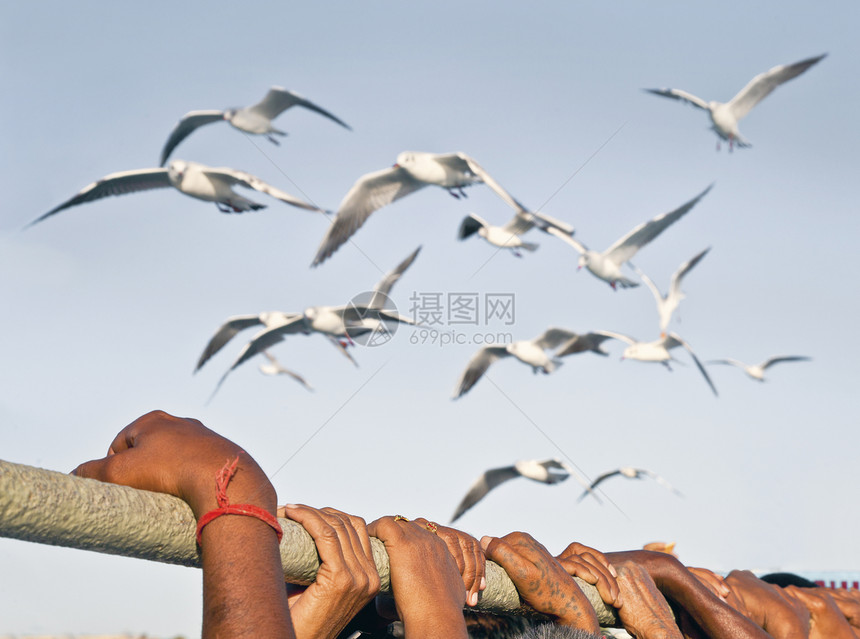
[0,459,616,624]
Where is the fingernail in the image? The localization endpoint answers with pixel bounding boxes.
[480,576,487,590]
[609,565,618,578]
[470,592,478,606]
[283,504,298,509]
[479,536,493,551]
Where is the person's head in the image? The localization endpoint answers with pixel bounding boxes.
[464,612,603,639]
[759,572,819,588]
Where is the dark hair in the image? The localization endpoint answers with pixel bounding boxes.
[465,612,603,639]
[759,572,820,588]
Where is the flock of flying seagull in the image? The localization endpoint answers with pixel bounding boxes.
[29,54,824,518]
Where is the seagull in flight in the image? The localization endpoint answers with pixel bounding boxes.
[707,356,811,382]
[578,467,683,503]
[259,351,314,392]
[29,160,326,228]
[645,54,826,151]
[599,330,718,396]
[452,328,578,399]
[212,248,421,394]
[637,247,710,335]
[458,203,576,257]
[549,186,712,290]
[159,87,351,165]
[451,458,596,523]
[312,151,524,265]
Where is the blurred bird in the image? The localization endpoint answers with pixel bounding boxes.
[599,330,718,396]
[643,541,678,558]
[213,247,421,394]
[159,87,351,165]
[707,356,811,382]
[578,467,683,502]
[29,160,326,228]
[452,328,578,399]
[637,247,710,334]
[458,203,576,257]
[451,458,592,523]
[259,351,314,392]
[312,152,524,265]
[550,186,712,290]
[645,54,826,150]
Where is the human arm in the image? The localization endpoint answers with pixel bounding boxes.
[724,569,810,638]
[784,586,856,639]
[605,551,772,639]
[73,410,293,639]
[826,589,860,636]
[279,505,381,639]
[367,516,468,639]
[481,531,601,632]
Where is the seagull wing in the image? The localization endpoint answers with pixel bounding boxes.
[456,154,529,212]
[604,184,712,265]
[203,167,325,212]
[450,465,521,523]
[312,166,426,266]
[452,345,510,399]
[29,168,172,227]
[533,327,580,350]
[639,469,684,497]
[665,332,718,397]
[555,332,615,357]
[545,226,587,253]
[501,209,537,235]
[707,358,747,369]
[458,213,489,239]
[644,88,710,110]
[524,210,576,236]
[248,87,352,130]
[369,246,422,309]
[760,355,812,370]
[593,330,637,346]
[667,247,710,306]
[728,54,826,121]
[259,351,314,391]
[225,317,307,374]
[636,268,664,308]
[159,110,225,166]
[577,469,622,502]
[196,315,267,372]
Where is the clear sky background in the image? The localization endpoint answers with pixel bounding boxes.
[1,1,857,636]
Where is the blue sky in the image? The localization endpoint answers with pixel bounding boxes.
[1,2,857,635]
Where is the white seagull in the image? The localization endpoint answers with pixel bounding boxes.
[29,160,326,227]
[213,248,421,393]
[258,351,314,392]
[645,54,826,151]
[159,87,351,166]
[452,328,577,399]
[549,185,712,290]
[458,204,576,257]
[451,458,595,523]
[312,151,524,265]
[599,330,718,396]
[707,356,811,382]
[637,247,710,335]
[578,467,683,503]
[195,311,357,373]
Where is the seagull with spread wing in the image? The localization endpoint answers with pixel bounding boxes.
[549,186,712,290]
[645,54,826,151]
[458,204,576,257]
[211,247,421,395]
[312,151,524,265]
[451,458,596,523]
[707,355,811,382]
[599,330,718,396]
[637,247,710,335]
[29,160,326,228]
[159,86,351,165]
[452,327,578,399]
[578,467,683,503]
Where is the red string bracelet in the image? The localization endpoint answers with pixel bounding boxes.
[195,454,283,546]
